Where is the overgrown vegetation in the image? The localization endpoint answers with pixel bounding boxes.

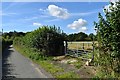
[2,31,25,52]
[94,1,120,78]
[2,37,13,52]
[14,25,65,56]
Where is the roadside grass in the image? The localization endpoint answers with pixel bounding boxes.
[36,60,64,75]
[56,71,80,78]
[14,45,80,78]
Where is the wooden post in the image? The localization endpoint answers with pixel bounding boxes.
[77,43,78,55]
[88,43,89,49]
[92,36,95,61]
[64,41,67,55]
[83,43,84,50]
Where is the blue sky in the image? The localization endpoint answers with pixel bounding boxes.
[1,2,109,34]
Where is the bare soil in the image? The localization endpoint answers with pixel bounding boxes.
[51,55,97,78]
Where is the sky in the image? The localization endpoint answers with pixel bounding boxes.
[1,2,110,34]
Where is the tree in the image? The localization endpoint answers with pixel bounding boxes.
[67,32,89,41]
[94,1,120,77]
[77,32,88,41]
[89,33,95,41]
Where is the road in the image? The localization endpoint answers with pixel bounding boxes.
[2,45,53,78]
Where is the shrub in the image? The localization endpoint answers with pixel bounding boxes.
[13,25,66,56]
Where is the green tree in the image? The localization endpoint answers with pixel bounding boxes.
[89,33,94,41]
[68,32,89,41]
[94,1,120,77]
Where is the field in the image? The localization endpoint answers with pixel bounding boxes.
[67,41,98,51]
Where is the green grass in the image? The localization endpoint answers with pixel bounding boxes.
[74,62,83,69]
[36,60,64,75]
[56,71,80,78]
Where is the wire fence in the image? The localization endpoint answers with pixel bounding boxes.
[64,41,98,57]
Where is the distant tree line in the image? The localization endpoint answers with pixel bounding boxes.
[66,32,96,41]
[2,30,96,43]
[2,31,26,41]
[2,31,26,52]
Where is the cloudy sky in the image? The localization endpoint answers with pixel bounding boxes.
[1,2,109,34]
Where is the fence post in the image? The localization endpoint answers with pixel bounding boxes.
[92,41,95,61]
[82,43,84,50]
[64,41,67,55]
[88,43,89,49]
[77,43,78,55]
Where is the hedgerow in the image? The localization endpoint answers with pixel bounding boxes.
[13,25,65,56]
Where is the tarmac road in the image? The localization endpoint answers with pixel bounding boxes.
[2,45,53,78]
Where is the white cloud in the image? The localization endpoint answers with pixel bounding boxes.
[46,18,60,22]
[67,18,87,32]
[47,5,70,19]
[80,27,87,31]
[24,17,38,21]
[70,11,97,17]
[110,0,119,3]
[0,12,17,16]
[33,22,42,26]
[39,8,43,11]
[37,5,98,21]
[39,8,46,12]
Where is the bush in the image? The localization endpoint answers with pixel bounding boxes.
[13,25,65,56]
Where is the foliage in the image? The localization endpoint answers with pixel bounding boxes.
[94,1,120,77]
[67,32,95,41]
[2,31,25,41]
[2,31,26,52]
[2,37,13,52]
[89,33,96,41]
[14,25,65,56]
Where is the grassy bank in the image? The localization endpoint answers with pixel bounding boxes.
[14,45,80,78]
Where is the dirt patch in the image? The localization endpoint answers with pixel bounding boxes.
[76,66,97,78]
[51,55,97,78]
